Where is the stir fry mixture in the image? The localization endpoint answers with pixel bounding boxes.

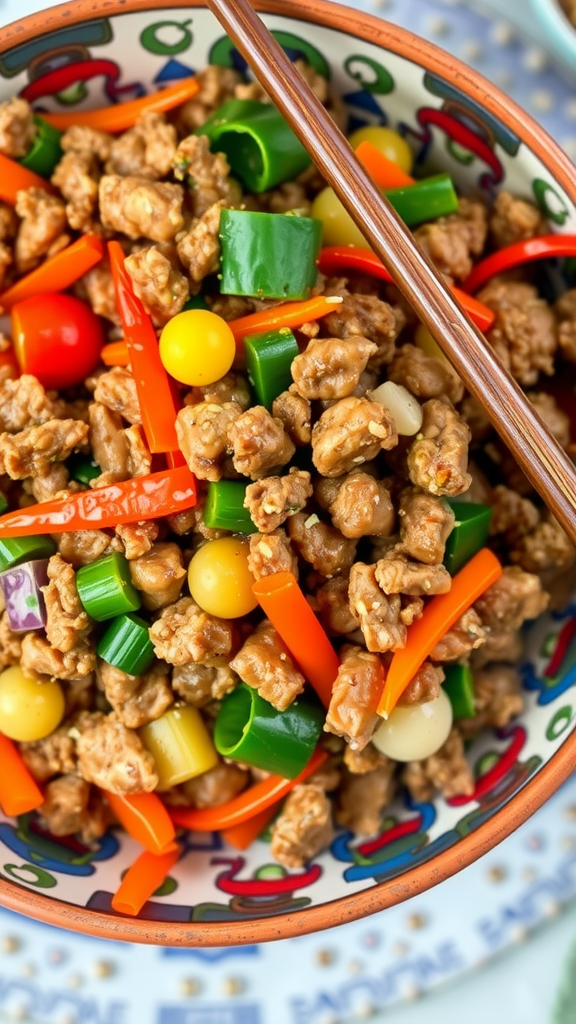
[0,62,574,915]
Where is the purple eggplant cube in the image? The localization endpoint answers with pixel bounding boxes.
[0,559,50,632]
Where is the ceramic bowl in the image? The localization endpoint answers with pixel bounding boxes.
[1,0,576,947]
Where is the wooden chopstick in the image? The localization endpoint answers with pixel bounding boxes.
[205,0,576,545]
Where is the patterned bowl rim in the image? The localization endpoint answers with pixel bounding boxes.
[1,0,576,947]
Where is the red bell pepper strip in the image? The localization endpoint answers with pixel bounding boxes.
[0,152,57,206]
[108,241,181,454]
[0,465,196,537]
[0,235,105,311]
[317,247,495,332]
[0,733,44,816]
[355,140,415,189]
[111,845,181,917]
[43,78,200,133]
[169,746,327,831]
[462,234,576,294]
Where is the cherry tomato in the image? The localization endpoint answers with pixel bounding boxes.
[159,309,236,387]
[11,292,104,389]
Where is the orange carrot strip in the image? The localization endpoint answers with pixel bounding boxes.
[356,140,415,189]
[101,340,130,367]
[111,845,181,917]
[108,241,180,454]
[104,790,176,855]
[0,234,105,311]
[0,733,44,817]
[0,152,56,206]
[252,571,339,707]
[170,746,327,831]
[228,295,343,346]
[221,802,280,850]
[377,549,503,719]
[42,79,199,133]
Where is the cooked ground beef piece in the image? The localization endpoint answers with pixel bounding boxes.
[413,197,488,282]
[398,488,455,564]
[172,658,238,707]
[76,712,158,794]
[229,406,295,479]
[288,511,357,577]
[325,644,384,750]
[407,398,471,496]
[270,783,335,868]
[248,528,299,579]
[327,470,395,539]
[398,661,444,707]
[230,620,305,711]
[488,191,546,249]
[175,401,241,481]
[402,728,475,801]
[98,659,174,730]
[312,396,398,477]
[336,761,396,835]
[459,665,523,737]
[149,596,236,665]
[291,336,377,400]
[321,293,405,368]
[388,343,464,404]
[477,278,557,386]
[244,470,312,533]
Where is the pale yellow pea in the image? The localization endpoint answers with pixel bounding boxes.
[0,666,65,742]
[311,187,371,249]
[371,688,453,761]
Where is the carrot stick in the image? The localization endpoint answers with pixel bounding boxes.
[356,140,415,189]
[101,340,130,367]
[252,571,340,707]
[0,235,105,311]
[169,746,327,831]
[229,295,343,345]
[377,548,503,719]
[42,79,199,133]
[0,152,56,206]
[111,845,181,917]
[100,296,348,367]
[221,802,280,850]
[317,247,495,333]
[0,733,44,817]
[108,241,180,454]
[104,790,176,855]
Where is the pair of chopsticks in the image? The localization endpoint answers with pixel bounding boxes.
[206,0,576,545]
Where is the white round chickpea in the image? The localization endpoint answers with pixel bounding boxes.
[372,688,453,762]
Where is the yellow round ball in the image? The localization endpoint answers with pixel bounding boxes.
[311,187,369,249]
[348,125,414,174]
[188,537,258,619]
[159,309,236,387]
[0,666,65,742]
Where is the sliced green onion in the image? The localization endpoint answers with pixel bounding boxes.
[19,117,63,178]
[219,209,323,300]
[245,327,299,410]
[214,681,325,779]
[385,174,458,226]
[197,98,311,193]
[97,612,155,675]
[443,663,476,720]
[67,453,101,487]
[443,501,492,576]
[181,293,208,312]
[204,480,257,534]
[76,551,141,621]
[0,535,56,573]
